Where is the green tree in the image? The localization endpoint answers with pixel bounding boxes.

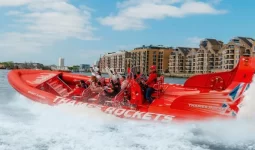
[68,66,73,70]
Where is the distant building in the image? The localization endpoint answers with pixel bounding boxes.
[99,50,131,74]
[59,57,64,67]
[57,57,68,70]
[79,64,90,72]
[0,64,5,69]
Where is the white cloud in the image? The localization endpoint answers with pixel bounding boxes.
[0,0,32,6]
[116,0,182,8]
[187,36,204,47]
[98,0,227,30]
[0,0,97,59]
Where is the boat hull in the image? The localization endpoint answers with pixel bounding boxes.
[7,57,255,123]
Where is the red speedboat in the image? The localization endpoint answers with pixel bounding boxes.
[7,57,255,123]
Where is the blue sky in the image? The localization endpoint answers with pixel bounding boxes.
[0,0,254,66]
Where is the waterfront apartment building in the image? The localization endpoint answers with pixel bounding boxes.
[186,48,199,73]
[99,50,131,74]
[169,37,255,74]
[98,36,255,76]
[169,39,223,74]
[198,39,224,73]
[130,45,173,75]
[219,37,254,70]
[169,47,194,73]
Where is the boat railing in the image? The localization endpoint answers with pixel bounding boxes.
[57,76,72,91]
[46,82,62,96]
[113,89,125,103]
[153,76,166,98]
[103,82,131,107]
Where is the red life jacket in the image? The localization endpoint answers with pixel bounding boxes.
[146,72,157,88]
[72,87,84,96]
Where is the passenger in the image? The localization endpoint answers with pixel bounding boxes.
[135,72,143,83]
[90,76,103,93]
[144,65,158,104]
[134,74,137,79]
[80,80,88,88]
[121,76,128,90]
[95,67,107,85]
[91,66,102,81]
[97,68,102,76]
[136,72,141,79]
[70,84,84,97]
[104,79,121,97]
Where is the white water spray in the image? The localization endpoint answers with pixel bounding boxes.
[238,75,255,119]
[0,92,255,150]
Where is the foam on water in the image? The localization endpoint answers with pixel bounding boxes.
[1,71,255,150]
[237,76,255,120]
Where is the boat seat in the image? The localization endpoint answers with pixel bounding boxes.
[152,76,168,98]
[71,86,92,100]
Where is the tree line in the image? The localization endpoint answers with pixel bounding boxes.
[0,61,51,70]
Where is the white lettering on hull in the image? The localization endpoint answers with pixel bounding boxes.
[104,107,174,123]
[28,91,46,99]
[104,107,116,114]
[53,96,175,123]
[188,103,226,111]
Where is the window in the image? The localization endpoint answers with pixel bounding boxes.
[233,39,240,44]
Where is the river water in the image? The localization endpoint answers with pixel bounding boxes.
[0,70,255,150]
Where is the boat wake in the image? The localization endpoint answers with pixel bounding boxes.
[237,76,255,120]
[0,93,255,150]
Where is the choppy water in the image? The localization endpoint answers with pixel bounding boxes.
[1,70,255,150]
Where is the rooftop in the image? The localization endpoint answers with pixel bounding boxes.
[176,47,193,55]
[103,50,130,56]
[134,45,172,50]
[237,37,254,47]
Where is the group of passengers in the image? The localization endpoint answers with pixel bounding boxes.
[70,65,158,104]
[70,67,128,99]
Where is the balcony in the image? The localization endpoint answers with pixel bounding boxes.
[224,55,234,59]
[186,62,191,65]
[197,54,204,58]
[197,62,203,65]
[225,50,235,54]
[224,60,234,64]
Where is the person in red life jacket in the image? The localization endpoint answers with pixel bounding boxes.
[144,65,157,104]
[136,72,141,79]
[68,84,84,98]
